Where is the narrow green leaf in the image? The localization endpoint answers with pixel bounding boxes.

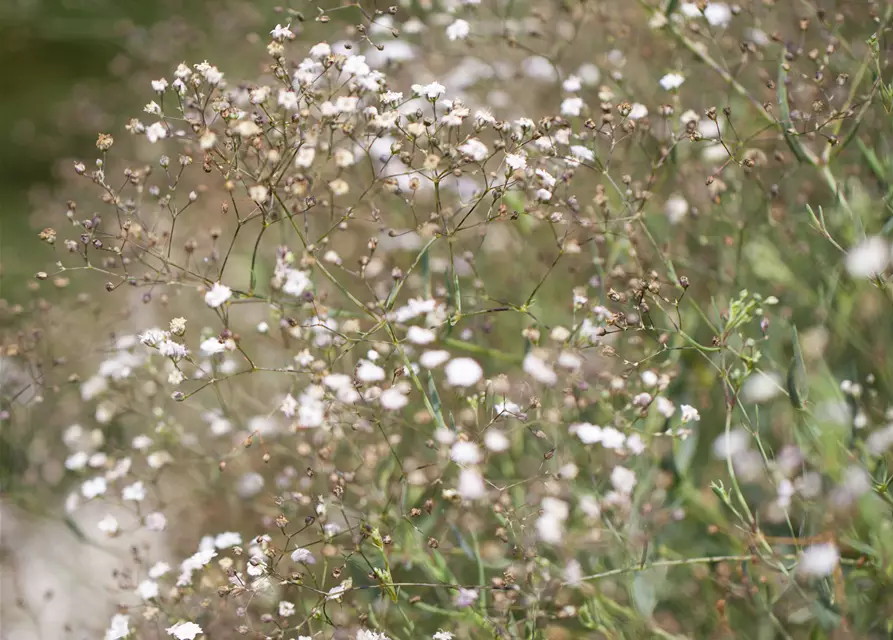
[778,61,815,165]
[787,325,808,409]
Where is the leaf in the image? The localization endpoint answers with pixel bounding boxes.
[777,61,816,165]
[787,325,808,409]
[427,373,446,430]
[631,572,658,618]
[374,567,398,603]
[672,429,699,479]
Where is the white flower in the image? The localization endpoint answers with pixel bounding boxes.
[412,81,446,100]
[149,561,171,578]
[845,236,891,278]
[484,430,509,452]
[158,337,189,360]
[741,371,783,403]
[458,138,489,161]
[151,78,168,92]
[704,3,732,27]
[290,547,316,564]
[457,468,486,499]
[278,394,297,418]
[146,121,168,143]
[450,440,482,465]
[122,481,146,501]
[798,543,840,577]
[446,19,470,40]
[433,632,454,640]
[295,147,315,167]
[380,387,409,410]
[455,587,478,607]
[610,466,637,494]
[505,153,527,171]
[712,428,749,460]
[136,579,159,600]
[572,422,602,444]
[660,73,685,90]
[166,621,203,640]
[640,370,659,387]
[309,42,331,58]
[145,511,167,531]
[536,512,565,543]
[200,337,226,356]
[205,282,232,308]
[270,23,293,41]
[445,357,483,387]
[656,396,676,418]
[357,360,385,383]
[98,514,119,535]
[214,531,242,549]
[249,185,269,202]
[282,269,311,297]
[105,614,130,640]
[278,89,299,111]
[523,352,557,385]
[560,96,585,117]
[82,476,107,499]
[420,350,451,369]
[569,145,595,163]
[343,55,371,77]
[680,404,700,423]
[278,600,296,617]
[407,326,436,344]
[628,103,649,119]
[665,195,689,224]
[562,75,582,92]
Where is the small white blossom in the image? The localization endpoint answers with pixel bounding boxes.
[166,621,203,640]
[290,547,316,564]
[412,81,446,100]
[146,122,168,143]
[309,42,331,59]
[845,236,891,278]
[505,153,527,171]
[450,440,482,465]
[445,357,483,387]
[457,468,486,499]
[98,514,119,535]
[204,282,232,308]
[446,19,470,41]
[270,23,294,41]
[105,614,130,640]
[523,352,557,385]
[611,466,637,494]
[798,543,840,577]
[660,73,685,90]
[680,404,700,423]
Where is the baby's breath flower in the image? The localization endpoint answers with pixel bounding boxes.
[105,614,130,640]
[659,72,685,90]
[798,543,840,577]
[412,81,446,100]
[446,19,470,41]
[445,357,483,387]
[680,404,700,423]
[204,282,232,308]
[166,621,203,640]
[269,23,293,41]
